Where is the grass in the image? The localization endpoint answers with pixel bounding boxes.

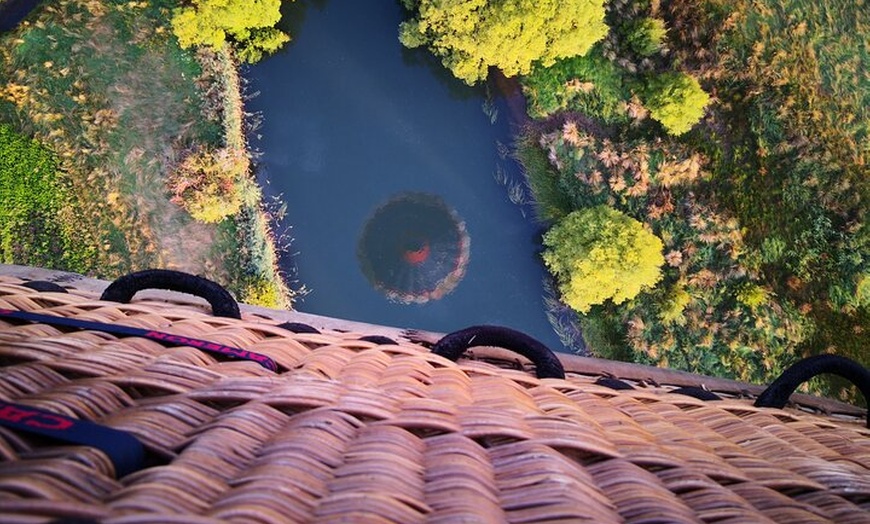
[0,123,92,270]
[514,131,573,222]
[521,44,632,123]
[0,0,292,308]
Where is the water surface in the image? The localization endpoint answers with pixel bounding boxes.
[246,0,565,350]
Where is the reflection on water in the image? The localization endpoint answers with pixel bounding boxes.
[357,192,470,304]
[247,0,566,350]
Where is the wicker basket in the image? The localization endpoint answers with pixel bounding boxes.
[0,266,867,523]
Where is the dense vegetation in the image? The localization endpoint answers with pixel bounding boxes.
[398,0,608,85]
[0,123,88,270]
[543,205,664,314]
[0,0,291,307]
[512,0,867,400]
[171,0,290,63]
[397,0,870,402]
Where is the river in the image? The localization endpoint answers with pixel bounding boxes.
[245,0,570,351]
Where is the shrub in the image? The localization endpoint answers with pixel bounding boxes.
[736,282,770,310]
[168,146,247,223]
[521,46,632,121]
[542,205,665,313]
[642,71,710,135]
[624,17,667,57]
[659,283,691,325]
[240,276,284,308]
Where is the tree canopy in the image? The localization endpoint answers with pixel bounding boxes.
[542,205,665,313]
[642,72,710,135]
[399,0,609,85]
[171,0,290,63]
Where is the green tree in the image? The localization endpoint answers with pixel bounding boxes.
[543,206,665,313]
[642,72,710,135]
[399,0,609,85]
[171,0,290,63]
[624,17,667,57]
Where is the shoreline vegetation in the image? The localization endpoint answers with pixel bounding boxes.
[0,0,291,308]
[400,0,867,403]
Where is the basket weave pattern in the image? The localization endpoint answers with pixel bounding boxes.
[0,277,867,523]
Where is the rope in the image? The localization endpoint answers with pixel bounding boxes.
[100,269,241,319]
[755,354,869,427]
[432,325,565,379]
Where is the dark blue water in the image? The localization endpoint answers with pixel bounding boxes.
[246,0,565,350]
[0,0,43,31]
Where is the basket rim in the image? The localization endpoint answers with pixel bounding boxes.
[1,263,865,420]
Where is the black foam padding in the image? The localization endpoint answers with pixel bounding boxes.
[594,376,635,390]
[101,269,241,319]
[755,354,869,428]
[359,335,397,345]
[22,280,68,293]
[670,386,722,401]
[278,322,321,334]
[432,325,565,379]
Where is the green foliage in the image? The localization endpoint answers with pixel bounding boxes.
[543,205,665,313]
[856,274,870,309]
[0,124,91,270]
[520,0,867,400]
[399,0,609,85]
[659,283,691,325]
[240,277,283,307]
[0,124,60,262]
[578,305,632,361]
[736,283,770,310]
[527,126,814,384]
[0,0,231,275]
[521,45,632,121]
[234,27,291,64]
[218,201,293,309]
[171,0,290,63]
[514,133,573,221]
[624,17,667,57]
[642,72,709,135]
[168,147,247,223]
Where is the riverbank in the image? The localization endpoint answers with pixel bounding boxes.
[0,0,291,308]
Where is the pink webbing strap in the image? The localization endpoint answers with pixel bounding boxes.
[0,308,278,371]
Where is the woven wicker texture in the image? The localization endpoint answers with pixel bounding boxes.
[0,276,867,523]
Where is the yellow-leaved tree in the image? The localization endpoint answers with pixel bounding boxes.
[399,0,609,85]
[641,72,710,135]
[171,0,290,63]
[543,205,665,313]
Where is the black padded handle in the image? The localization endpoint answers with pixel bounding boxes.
[100,269,241,319]
[432,325,565,379]
[754,354,869,427]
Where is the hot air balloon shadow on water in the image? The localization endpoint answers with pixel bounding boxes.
[357,192,470,304]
